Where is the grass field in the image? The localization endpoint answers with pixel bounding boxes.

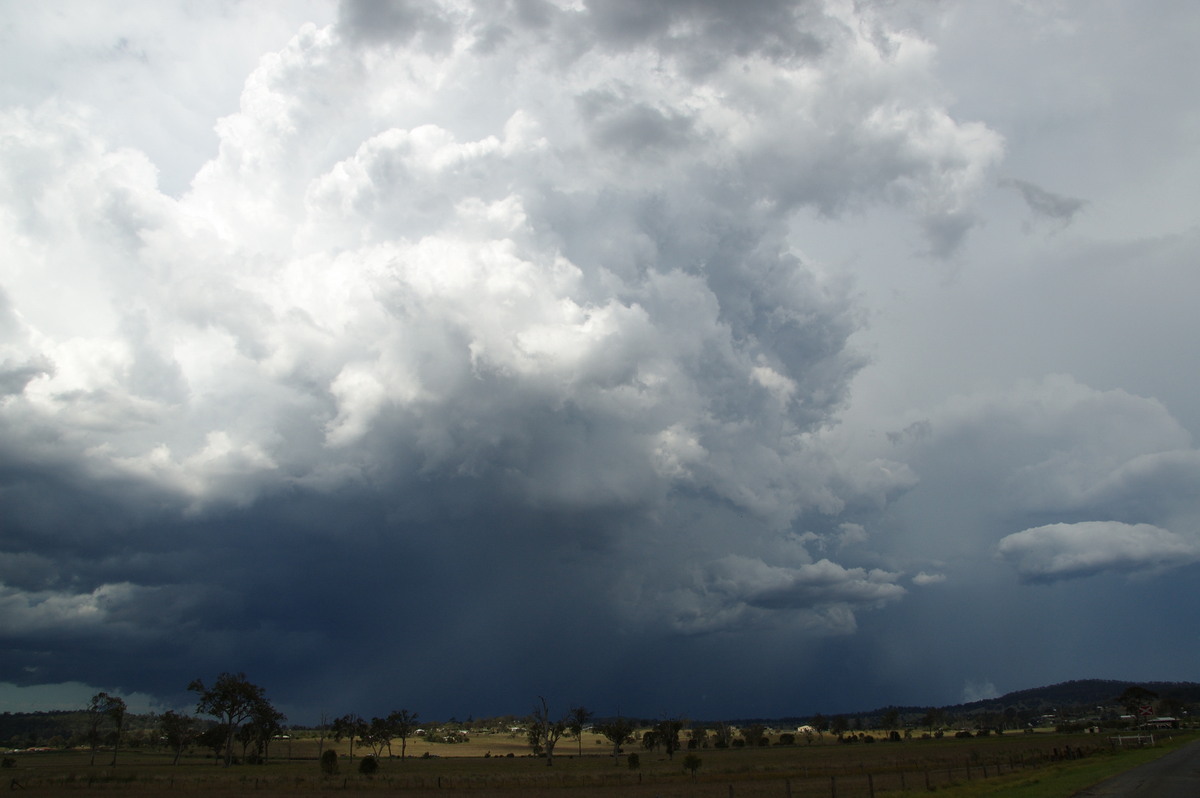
[3,729,1192,797]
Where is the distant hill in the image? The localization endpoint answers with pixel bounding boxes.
[726,679,1200,727]
[0,709,163,748]
[944,679,1200,715]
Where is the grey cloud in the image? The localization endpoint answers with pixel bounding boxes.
[866,375,1200,591]
[995,521,1200,582]
[0,357,52,397]
[581,0,826,66]
[577,90,696,155]
[1000,177,1086,224]
[921,211,977,258]
[336,0,455,49]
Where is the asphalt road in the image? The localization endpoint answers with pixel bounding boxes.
[1073,738,1200,797]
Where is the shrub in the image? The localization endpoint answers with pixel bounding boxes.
[319,749,338,775]
[358,756,379,776]
[627,753,640,770]
[682,753,702,776]
[778,733,795,745]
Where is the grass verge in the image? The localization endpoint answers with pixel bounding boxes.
[903,735,1192,798]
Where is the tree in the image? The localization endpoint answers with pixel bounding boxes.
[881,707,900,731]
[1118,686,1159,724]
[197,725,229,763]
[317,712,329,759]
[85,693,125,767]
[526,697,567,767]
[655,718,684,759]
[596,717,635,764]
[741,723,766,748]
[921,707,945,732]
[188,673,273,767]
[683,752,702,779]
[158,710,195,765]
[567,705,593,757]
[246,699,286,763]
[387,709,418,759]
[85,693,110,766]
[331,714,366,760]
[105,695,127,766]
[711,722,733,749]
[360,717,393,760]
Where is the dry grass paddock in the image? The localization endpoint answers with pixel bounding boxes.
[4,728,1191,798]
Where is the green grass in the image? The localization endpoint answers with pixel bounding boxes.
[902,734,1193,798]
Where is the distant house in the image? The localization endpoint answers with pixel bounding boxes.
[1145,717,1178,729]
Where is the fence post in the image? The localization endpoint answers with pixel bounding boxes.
[925,770,931,790]
[830,774,837,798]
[868,773,875,798]
[786,777,793,798]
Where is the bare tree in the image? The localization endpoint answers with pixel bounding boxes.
[527,696,567,767]
[317,711,329,758]
[711,721,733,748]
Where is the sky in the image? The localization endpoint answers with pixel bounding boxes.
[1,0,1198,725]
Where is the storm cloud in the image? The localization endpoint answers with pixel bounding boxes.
[2,0,1199,720]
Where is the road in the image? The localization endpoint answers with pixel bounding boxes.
[1073,738,1200,797]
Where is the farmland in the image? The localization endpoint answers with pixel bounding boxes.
[4,728,1194,797]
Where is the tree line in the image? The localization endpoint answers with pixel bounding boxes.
[18,675,1195,769]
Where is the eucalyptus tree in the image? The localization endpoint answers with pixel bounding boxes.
[596,717,636,764]
[387,709,419,759]
[567,705,593,756]
[331,714,367,760]
[527,696,567,766]
[360,717,394,759]
[157,710,196,765]
[85,692,124,766]
[188,672,275,767]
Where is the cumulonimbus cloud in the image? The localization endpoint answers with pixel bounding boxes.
[0,0,1004,701]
